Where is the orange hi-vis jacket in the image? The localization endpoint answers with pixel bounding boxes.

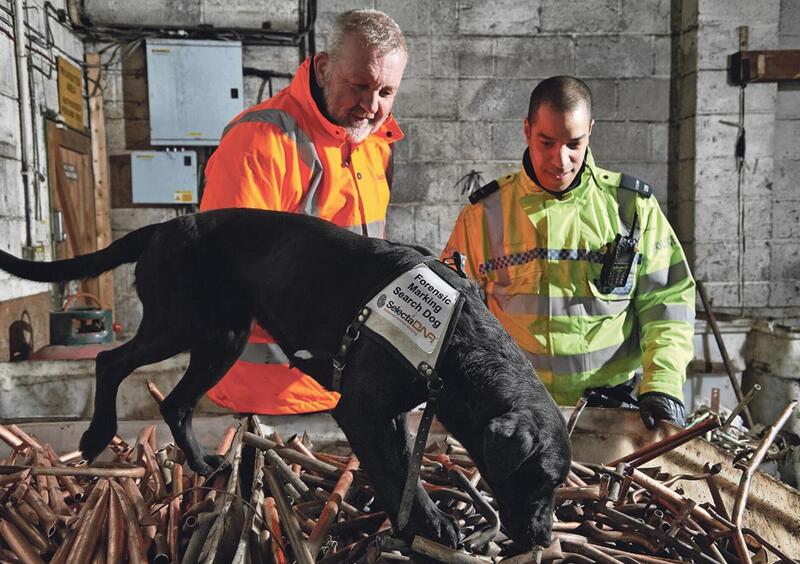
[200,58,404,414]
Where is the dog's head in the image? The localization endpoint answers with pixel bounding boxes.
[476,409,570,548]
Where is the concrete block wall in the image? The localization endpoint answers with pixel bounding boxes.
[672,0,799,320]
[312,0,675,252]
[0,0,84,302]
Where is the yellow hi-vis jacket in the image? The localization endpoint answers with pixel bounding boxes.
[442,149,695,406]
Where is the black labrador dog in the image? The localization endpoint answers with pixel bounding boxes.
[0,209,570,548]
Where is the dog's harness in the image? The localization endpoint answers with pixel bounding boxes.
[321,259,466,530]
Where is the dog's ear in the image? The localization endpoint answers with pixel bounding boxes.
[482,412,538,481]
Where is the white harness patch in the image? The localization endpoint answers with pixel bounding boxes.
[363,263,461,370]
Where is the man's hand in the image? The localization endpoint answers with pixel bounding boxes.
[639,392,686,429]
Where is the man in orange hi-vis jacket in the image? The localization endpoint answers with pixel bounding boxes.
[200,10,407,414]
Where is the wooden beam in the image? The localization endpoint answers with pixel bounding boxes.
[85,52,114,311]
[729,49,800,85]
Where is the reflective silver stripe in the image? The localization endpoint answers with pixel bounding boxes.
[638,303,695,325]
[238,342,290,364]
[222,108,324,217]
[343,219,386,238]
[522,336,639,375]
[638,259,691,294]
[481,190,510,285]
[495,294,630,317]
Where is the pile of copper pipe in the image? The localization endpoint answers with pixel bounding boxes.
[244,406,797,564]
[0,383,239,563]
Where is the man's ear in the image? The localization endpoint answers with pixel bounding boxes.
[482,411,538,481]
[314,52,330,83]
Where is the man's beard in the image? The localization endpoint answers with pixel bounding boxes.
[321,82,376,143]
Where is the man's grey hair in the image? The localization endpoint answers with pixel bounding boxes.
[327,9,406,62]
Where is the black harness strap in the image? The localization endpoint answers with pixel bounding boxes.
[396,361,443,531]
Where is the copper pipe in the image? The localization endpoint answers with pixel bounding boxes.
[328,511,388,535]
[66,485,110,563]
[9,481,28,504]
[578,520,659,553]
[308,457,360,558]
[171,461,183,497]
[566,396,589,436]
[58,449,83,464]
[0,425,23,451]
[609,414,720,467]
[554,486,601,502]
[21,488,57,537]
[167,497,180,563]
[265,449,314,501]
[628,468,726,532]
[140,441,167,499]
[287,434,317,459]
[731,400,798,564]
[0,546,24,563]
[152,532,169,563]
[263,497,287,564]
[183,497,214,520]
[105,486,124,564]
[0,468,30,486]
[217,425,238,457]
[0,465,145,479]
[0,504,48,554]
[146,380,165,404]
[263,466,315,564]
[119,477,157,526]
[410,535,486,564]
[591,544,684,564]
[109,480,147,564]
[559,538,624,564]
[14,501,37,528]
[313,487,362,517]
[312,453,349,471]
[244,432,340,479]
[31,451,48,506]
[43,445,85,502]
[8,426,43,452]
[0,519,45,564]
[49,479,111,564]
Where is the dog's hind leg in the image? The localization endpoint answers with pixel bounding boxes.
[159,329,249,476]
[80,330,186,461]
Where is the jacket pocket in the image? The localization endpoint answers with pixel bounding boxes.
[587,253,641,301]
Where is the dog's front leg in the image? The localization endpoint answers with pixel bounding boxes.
[333,407,460,547]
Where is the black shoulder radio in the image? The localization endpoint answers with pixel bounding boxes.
[597,213,639,294]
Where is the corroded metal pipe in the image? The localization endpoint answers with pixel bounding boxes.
[0,518,45,564]
[308,457,360,558]
[263,466,314,564]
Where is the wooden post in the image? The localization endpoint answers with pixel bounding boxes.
[85,52,114,312]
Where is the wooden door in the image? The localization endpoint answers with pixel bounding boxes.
[46,121,107,304]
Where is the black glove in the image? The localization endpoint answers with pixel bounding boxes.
[639,392,686,429]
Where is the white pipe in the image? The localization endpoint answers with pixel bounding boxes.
[13,0,35,247]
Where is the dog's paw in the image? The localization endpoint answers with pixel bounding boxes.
[428,511,460,548]
[79,425,114,462]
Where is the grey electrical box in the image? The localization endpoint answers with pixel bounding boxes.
[131,151,198,204]
[145,39,244,146]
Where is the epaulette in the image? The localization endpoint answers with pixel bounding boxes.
[618,173,653,198]
[469,174,512,204]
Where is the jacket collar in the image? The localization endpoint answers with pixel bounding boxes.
[290,58,404,145]
[520,148,595,198]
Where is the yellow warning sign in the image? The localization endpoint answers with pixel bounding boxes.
[57,57,84,131]
[174,191,195,203]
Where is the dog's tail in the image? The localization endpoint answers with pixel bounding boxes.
[0,223,160,282]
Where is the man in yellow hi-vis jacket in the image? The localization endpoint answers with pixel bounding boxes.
[442,76,695,429]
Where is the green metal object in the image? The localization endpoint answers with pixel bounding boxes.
[50,307,113,345]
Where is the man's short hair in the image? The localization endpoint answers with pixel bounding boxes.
[528,76,593,122]
[328,10,406,62]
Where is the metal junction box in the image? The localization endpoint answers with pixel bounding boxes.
[145,39,244,146]
[131,151,198,204]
